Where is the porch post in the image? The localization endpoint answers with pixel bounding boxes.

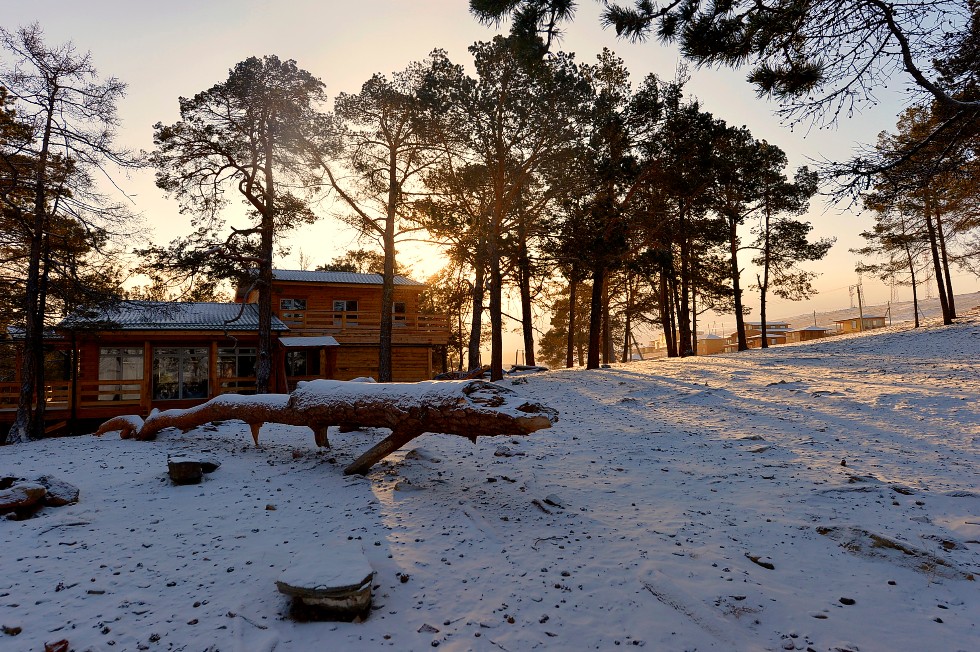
[209,341,219,398]
[142,342,152,415]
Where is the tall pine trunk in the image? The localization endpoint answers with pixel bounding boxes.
[905,244,920,328]
[31,235,53,439]
[8,89,57,444]
[678,236,693,356]
[467,247,486,371]
[566,273,577,368]
[621,272,632,363]
[516,220,535,366]
[759,205,772,348]
[933,210,956,318]
[691,274,699,356]
[488,254,504,380]
[255,127,276,394]
[659,268,676,358]
[729,217,748,351]
[587,264,603,368]
[378,148,398,382]
[601,275,611,364]
[923,205,952,325]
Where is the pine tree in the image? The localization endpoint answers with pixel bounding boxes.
[1,24,137,443]
[318,58,441,381]
[148,55,328,393]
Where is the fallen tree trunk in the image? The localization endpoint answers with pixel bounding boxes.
[95,380,558,475]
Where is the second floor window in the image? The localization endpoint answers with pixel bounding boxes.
[280,298,307,311]
[333,300,358,326]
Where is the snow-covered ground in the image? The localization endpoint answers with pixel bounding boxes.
[3,309,979,652]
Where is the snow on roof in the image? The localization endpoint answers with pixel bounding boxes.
[279,336,339,348]
[60,301,289,331]
[790,325,834,332]
[4,325,63,340]
[699,333,725,340]
[271,269,425,287]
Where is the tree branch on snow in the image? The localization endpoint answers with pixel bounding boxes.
[95,380,558,476]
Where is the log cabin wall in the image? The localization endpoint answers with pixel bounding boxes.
[248,273,448,382]
[72,331,264,421]
[334,346,433,382]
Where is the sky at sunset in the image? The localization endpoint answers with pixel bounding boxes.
[5,0,978,352]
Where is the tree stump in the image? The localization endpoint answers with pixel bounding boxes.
[167,457,203,485]
[276,545,374,621]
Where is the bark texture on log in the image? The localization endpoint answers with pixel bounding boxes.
[95,381,558,475]
[94,415,145,440]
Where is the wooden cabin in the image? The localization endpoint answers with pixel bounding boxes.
[786,326,834,343]
[240,270,449,383]
[0,271,449,433]
[724,321,792,352]
[697,333,727,355]
[833,316,887,334]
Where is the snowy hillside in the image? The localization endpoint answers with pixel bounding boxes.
[779,290,980,330]
[2,310,978,652]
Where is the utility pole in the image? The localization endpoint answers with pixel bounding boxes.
[857,284,865,332]
[847,280,864,331]
[849,276,865,332]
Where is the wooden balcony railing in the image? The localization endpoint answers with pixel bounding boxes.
[78,380,145,408]
[0,381,72,411]
[278,310,449,334]
[1,377,261,414]
[217,376,257,395]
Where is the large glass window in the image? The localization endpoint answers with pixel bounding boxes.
[99,347,143,401]
[153,347,208,400]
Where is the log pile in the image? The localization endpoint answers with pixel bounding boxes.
[95,380,558,475]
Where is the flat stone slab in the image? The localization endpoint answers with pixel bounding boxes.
[277,544,374,621]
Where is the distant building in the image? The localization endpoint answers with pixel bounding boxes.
[725,321,791,352]
[697,333,727,355]
[786,326,834,343]
[637,331,727,357]
[833,316,887,334]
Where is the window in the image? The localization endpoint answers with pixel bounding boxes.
[333,300,358,326]
[286,350,321,377]
[217,347,256,379]
[99,347,144,401]
[393,302,407,324]
[153,347,209,400]
[44,349,72,381]
[280,298,307,311]
[217,347,256,394]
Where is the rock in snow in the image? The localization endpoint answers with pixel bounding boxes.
[0,482,46,514]
[35,475,80,507]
